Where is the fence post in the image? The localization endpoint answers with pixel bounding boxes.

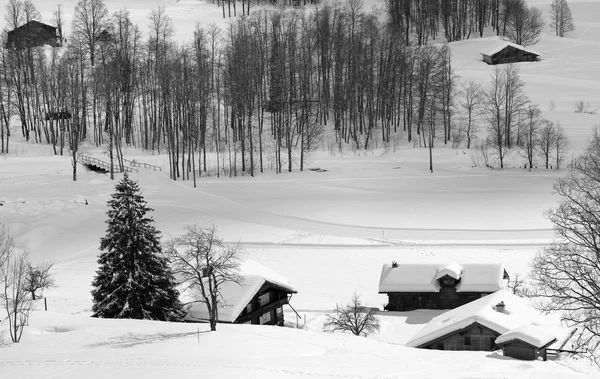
[44,297,47,311]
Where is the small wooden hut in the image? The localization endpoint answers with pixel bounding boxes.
[6,20,63,50]
[481,42,541,65]
[495,325,558,361]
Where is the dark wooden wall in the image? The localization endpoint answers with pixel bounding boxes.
[423,323,499,351]
[235,284,291,326]
[385,292,488,311]
[503,341,546,361]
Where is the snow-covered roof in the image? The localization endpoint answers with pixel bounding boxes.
[406,290,559,348]
[184,260,297,323]
[378,262,507,293]
[495,324,557,348]
[481,41,542,57]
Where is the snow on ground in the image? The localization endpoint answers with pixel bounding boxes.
[1,1,600,378]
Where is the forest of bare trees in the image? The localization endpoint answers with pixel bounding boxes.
[0,0,559,180]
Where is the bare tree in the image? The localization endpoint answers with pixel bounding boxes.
[521,104,543,171]
[24,261,55,300]
[505,0,544,46]
[530,127,600,355]
[507,273,531,297]
[0,225,32,343]
[538,120,557,169]
[483,66,508,168]
[457,80,483,149]
[554,123,569,170]
[165,225,244,331]
[550,0,575,37]
[71,0,109,66]
[324,292,380,337]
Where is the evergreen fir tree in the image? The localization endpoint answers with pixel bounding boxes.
[91,173,182,321]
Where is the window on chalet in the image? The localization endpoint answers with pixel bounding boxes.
[246,303,253,313]
[464,336,472,346]
[259,311,271,325]
[440,276,457,288]
[258,292,271,307]
[437,343,445,350]
[276,307,283,317]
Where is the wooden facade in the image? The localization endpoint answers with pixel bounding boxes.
[6,21,63,50]
[385,291,487,311]
[233,283,293,326]
[384,274,491,312]
[417,322,500,351]
[497,339,556,361]
[482,44,540,65]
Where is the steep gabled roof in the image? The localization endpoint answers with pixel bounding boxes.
[378,262,507,293]
[184,260,297,323]
[405,290,559,348]
[481,41,542,58]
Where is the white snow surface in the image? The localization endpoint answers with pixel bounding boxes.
[378,262,506,293]
[0,0,599,377]
[405,290,563,348]
[185,260,296,323]
[496,324,558,348]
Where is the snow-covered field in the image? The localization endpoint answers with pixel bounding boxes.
[1,0,600,378]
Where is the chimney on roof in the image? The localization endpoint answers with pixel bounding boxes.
[495,301,505,313]
[392,261,398,268]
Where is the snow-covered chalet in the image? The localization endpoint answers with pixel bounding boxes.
[405,290,569,360]
[184,260,297,326]
[378,261,509,311]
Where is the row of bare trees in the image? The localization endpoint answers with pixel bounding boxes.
[384,0,546,46]
[2,0,456,180]
[457,65,568,170]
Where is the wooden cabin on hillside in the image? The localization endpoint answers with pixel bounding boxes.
[405,291,566,355]
[379,262,509,311]
[6,20,63,50]
[481,41,541,65]
[185,260,297,326]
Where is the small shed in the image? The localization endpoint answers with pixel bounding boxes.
[481,41,541,65]
[496,324,557,361]
[5,20,63,50]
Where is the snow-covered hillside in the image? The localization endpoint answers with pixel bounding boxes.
[1,0,600,378]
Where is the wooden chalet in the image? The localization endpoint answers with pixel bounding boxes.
[406,291,565,354]
[495,325,558,361]
[6,20,63,50]
[379,262,509,311]
[184,260,297,326]
[481,41,541,65]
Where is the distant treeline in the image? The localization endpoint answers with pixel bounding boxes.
[0,0,548,181]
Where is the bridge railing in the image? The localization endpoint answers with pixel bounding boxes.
[80,155,138,173]
[122,158,162,172]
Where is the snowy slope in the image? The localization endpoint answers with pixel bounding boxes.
[0,0,600,378]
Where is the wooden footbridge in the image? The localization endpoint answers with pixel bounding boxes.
[79,155,162,174]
